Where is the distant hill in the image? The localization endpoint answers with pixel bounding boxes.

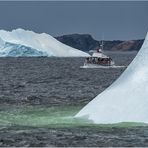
[55,34,144,52]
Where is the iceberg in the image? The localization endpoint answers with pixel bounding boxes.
[0,28,89,57]
[75,32,148,124]
[0,37,47,57]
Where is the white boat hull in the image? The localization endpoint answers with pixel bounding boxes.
[80,63,125,69]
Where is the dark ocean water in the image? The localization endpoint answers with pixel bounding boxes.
[0,52,135,106]
[1,51,148,147]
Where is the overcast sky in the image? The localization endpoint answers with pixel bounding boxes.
[0,1,148,40]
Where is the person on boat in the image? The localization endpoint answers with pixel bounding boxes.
[95,58,98,64]
[96,47,102,53]
[89,57,92,63]
[92,58,96,64]
[85,57,89,64]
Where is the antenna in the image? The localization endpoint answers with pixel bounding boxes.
[100,33,104,51]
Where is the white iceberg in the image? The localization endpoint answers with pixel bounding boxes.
[0,37,47,57]
[0,28,89,57]
[75,32,148,124]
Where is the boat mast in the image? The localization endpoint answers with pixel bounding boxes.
[100,33,104,51]
[101,39,104,51]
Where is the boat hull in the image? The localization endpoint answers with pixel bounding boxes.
[80,63,125,69]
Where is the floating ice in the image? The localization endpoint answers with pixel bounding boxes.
[0,28,89,57]
[75,32,148,124]
[0,37,48,57]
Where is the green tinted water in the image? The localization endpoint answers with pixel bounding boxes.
[0,105,147,128]
[0,105,91,127]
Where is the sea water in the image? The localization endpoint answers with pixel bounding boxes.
[1,52,148,147]
[0,51,138,128]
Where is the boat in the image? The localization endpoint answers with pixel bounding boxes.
[80,40,115,68]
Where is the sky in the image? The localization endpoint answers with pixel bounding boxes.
[0,1,148,40]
